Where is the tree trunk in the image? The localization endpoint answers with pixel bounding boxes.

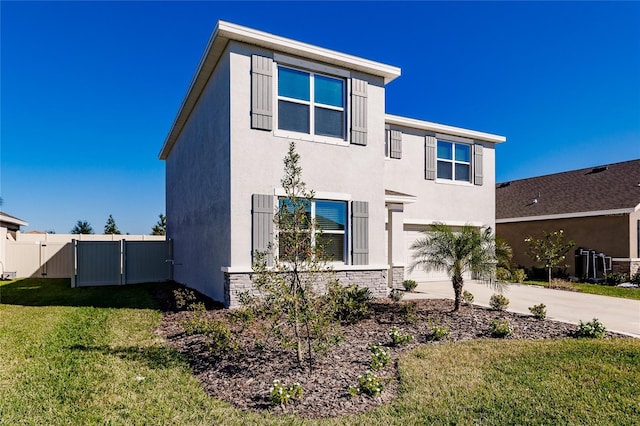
[452,274,464,312]
[548,267,552,286]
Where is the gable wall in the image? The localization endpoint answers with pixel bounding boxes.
[165,49,232,302]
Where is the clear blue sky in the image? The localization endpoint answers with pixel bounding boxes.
[2,1,639,234]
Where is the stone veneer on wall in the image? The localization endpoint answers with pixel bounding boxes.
[391,266,404,289]
[611,259,640,276]
[224,269,389,308]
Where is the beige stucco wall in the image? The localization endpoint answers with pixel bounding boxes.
[384,129,497,231]
[497,214,631,276]
[629,209,639,259]
[227,41,388,270]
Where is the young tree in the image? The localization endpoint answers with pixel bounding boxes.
[410,223,496,312]
[103,214,121,234]
[251,142,340,372]
[525,230,575,284]
[151,214,166,236]
[70,220,94,234]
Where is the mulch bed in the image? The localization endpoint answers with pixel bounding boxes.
[153,287,622,419]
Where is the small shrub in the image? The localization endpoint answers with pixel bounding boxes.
[349,371,384,397]
[269,380,303,405]
[399,302,418,324]
[575,318,606,338]
[369,343,389,371]
[328,283,372,324]
[173,288,199,310]
[429,325,450,341]
[630,271,640,285]
[604,272,629,286]
[549,278,578,291]
[403,279,418,292]
[528,303,547,319]
[512,268,527,283]
[389,288,405,302]
[489,319,513,338]
[489,294,509,311]
[462,290,474,306]
[389,327,413,346]
[496,267,511,282]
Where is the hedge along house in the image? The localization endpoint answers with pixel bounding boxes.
[496,159,640,279]
[159,21,506,307]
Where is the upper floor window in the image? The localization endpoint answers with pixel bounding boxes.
[437,140,471,182]
[277,66,345,139]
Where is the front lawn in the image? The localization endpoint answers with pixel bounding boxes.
[522,279,640,300]
[1,278,638,425]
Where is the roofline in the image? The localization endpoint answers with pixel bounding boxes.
[496,207,637,224]
[0,213,28,227]
[159,20,402,160]
[385,114,506,144]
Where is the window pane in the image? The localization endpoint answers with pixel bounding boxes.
[455,163,470,181]
[314,107,343,138]
[278,67,310,101]
[315,200,346,231]
[279,100,309,133]
[314,75,343,107]
[279,198,311,229]
[454,144,470,162]
[437,161,452,179]
[437,141,452,160]
[279,231,312,261]
[316,233,344,262]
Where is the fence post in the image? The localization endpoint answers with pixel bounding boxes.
[71,239,77,288]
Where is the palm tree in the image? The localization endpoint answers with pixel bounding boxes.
[410,223,496,311]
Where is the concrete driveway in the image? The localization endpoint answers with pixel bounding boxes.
[404,280,640,337]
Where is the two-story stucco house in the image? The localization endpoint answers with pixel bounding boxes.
[159,21,506,307]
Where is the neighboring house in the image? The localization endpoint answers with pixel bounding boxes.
[496,159,640,279]
[159,21,506,307]
[0,212,28,278]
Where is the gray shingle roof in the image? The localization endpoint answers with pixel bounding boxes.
[496,159,640,219]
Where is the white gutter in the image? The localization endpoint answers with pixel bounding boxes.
[0,214,28,227]
[385,114,506,144]
[496,208,634,224]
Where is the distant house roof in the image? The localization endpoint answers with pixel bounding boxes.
[0,212,29,230]
[496,159,640,222]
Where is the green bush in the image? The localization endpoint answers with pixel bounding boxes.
[512,268,527,283]
[269,380,303,405]
[528,303,547,319]
[462,290,474,306]
[369,343,390,371]
[489,294,510,311]
[403,279,418,292]
[399,302,418,324]
[631,271,640,285]
[328,283,372,324]
[389,327,413,346]
[604,272,629,286]
[389,288,405,302]
[429,325,450,341]
[496,267,512,282]
[489,319,513,338]
[349,371,384,397]
[575,318,606,338]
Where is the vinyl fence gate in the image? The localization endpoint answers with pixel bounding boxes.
[72,239,172,287]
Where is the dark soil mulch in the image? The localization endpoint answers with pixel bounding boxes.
[152,286,622,419]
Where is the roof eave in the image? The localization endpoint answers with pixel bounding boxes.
[0,214,28,227]
[385,114,506,144]
[159,21,402,160]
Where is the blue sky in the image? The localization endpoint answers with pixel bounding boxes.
[2,1,639,234]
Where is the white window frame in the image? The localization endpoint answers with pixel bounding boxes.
[435,139,473,185]
[273,54,350,146]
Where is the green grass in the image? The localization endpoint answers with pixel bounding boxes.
[1,278,639,425]
[522,279,640,300]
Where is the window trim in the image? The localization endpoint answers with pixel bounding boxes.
[273,55,351,146]
[435,139,473,184]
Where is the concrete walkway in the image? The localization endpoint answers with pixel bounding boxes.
[404,280,640,337]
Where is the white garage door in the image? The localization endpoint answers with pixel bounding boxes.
[404,225,470,283]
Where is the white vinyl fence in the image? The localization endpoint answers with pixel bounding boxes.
[5,232,171,286]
